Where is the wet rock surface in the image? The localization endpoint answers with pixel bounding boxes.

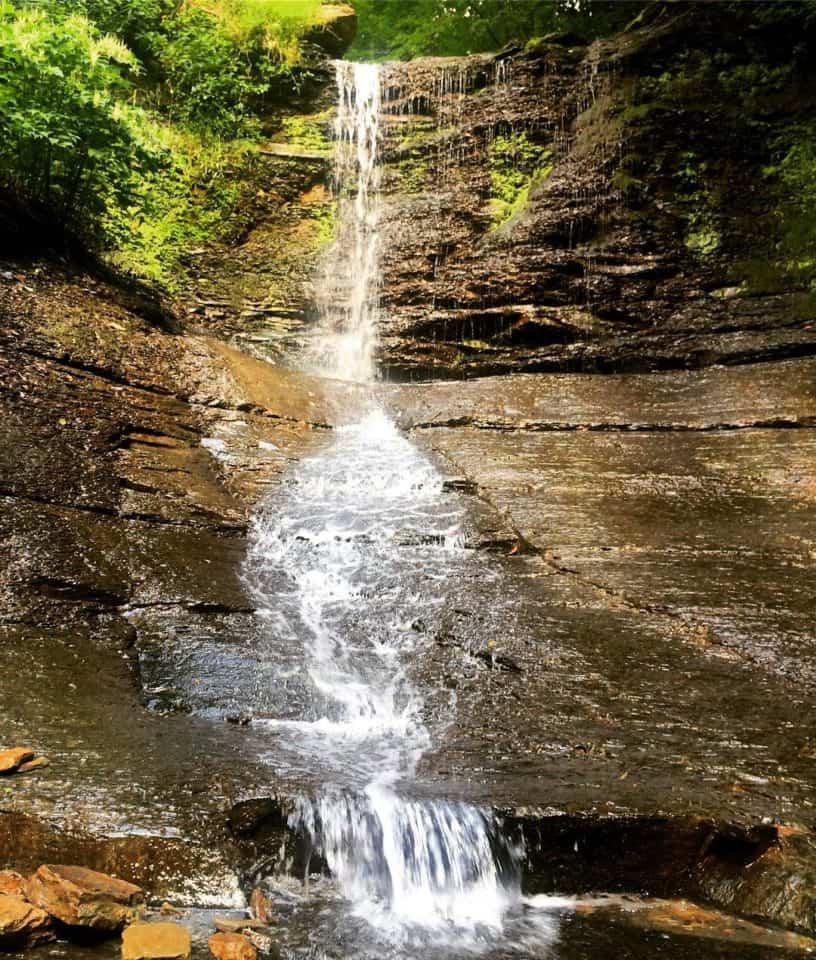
[25,866,143,933]
[0,256,356,898]
[3,256,816,934]
[3,13,816,945]
[365,7,816,379]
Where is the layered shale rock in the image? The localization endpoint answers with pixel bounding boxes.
[360,4,816,377]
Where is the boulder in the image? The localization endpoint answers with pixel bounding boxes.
[0,895,55,948]
[208,931,257,960]
[26,864,143,931]
[0,871,26,899]
[0,748,34,774]
[122,922,191,960]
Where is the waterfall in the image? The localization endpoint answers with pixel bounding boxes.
[291,788,521,933]
[308,61,382,383]
[245,63,555,953]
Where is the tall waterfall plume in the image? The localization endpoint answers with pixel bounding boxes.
[309,61,382,383]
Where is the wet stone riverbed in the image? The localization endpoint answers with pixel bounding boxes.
[3,359,816,952]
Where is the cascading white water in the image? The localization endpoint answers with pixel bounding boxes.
[245,410,527,941]
[307,61,382,382]
[244,64,558,954]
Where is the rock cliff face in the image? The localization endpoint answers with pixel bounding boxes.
[179,4,816,380]
[367,3,816,378]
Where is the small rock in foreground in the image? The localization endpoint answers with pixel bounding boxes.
[243,929,273,955]
[213,917,266,934]
[17,757,49,773]
[122,922,191,960]
[0,895,55,948]
[249,888,274,924]
[27,864,143,931]
[0,748,34,775]
[208,931,257,960]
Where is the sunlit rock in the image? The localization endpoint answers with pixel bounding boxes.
[26,865,143,932]
[122,922,191,960]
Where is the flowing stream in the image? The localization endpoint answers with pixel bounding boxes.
[242,63,561,957]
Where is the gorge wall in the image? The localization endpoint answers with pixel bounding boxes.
[183,1,816,379]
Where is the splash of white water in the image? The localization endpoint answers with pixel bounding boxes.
[293,786,521,935]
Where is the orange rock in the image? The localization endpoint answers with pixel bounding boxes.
[249,887,273,924]
[208,932,257,960]
[0,870,27,899]
[17,756,50,773]
[0,895,55,947]
[27,864,143,931]
[0,748,35,774]
[213,918,266,934]
[122,922,191,960]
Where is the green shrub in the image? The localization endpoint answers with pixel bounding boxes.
[109,127,253,287]
[0,2,160,242]
[764,127,816,289]
[158,7,266,137]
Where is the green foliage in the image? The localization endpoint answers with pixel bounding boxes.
[394,156,428,195]
[21,0,320,137]
[762,126,816,290]
[26,0,178,62]
[197,0,321,44]
[281,112,332,151]
[667,151,723,259]
[0,2,161,241]
[349,0,645,60]
[0,0,326,286]
[310,196,337,246]
[488,131,552,227]
[159,8,267,137]
[110,130,253,288]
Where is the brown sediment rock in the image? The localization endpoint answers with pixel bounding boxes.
[122,922,191,960]
[627,898,816,951]
[208,931,258,960]
[26,864,143,931]
[0,871,26,899]
[364,7,816,380]
[0,895,55,948]
[0,748,34,774]
[17,757,49,773]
